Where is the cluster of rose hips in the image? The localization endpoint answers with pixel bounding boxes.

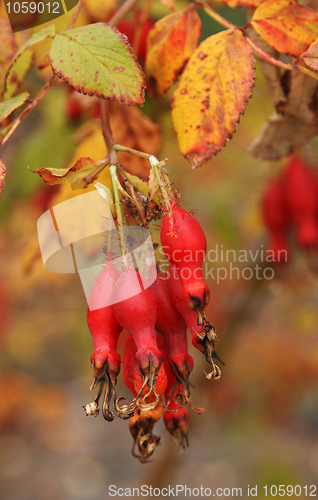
[262,155,318,263]
[84,201,222,462]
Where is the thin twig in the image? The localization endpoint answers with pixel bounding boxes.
[0,74,56,148]
[132,0,154,56]
[68,0,83,30]
[245,35,292,71]
[101,101,116,153]
[114,144,152,159]
[109,0,141,27]
[195,1,236,30]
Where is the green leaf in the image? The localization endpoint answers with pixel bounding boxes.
[0,92,30,121]
[95,182,114,214]
[2,25,55,100]
[0,19,17,96]
[49,23,145,105]
[148,167,160,203]
[123,169,149,197]
[32,156,108,190]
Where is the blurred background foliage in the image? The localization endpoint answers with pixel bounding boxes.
[1,1,318,499]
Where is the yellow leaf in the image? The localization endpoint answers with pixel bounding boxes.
[82,0,117,22]
[145,4,201,96]
[251,0,318,57]
[172,29,255,168]
[221,0,263,5]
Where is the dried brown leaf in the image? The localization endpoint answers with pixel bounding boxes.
[250,70,318,159]
[111,104,161,178]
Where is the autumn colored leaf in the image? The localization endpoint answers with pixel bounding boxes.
[301,38,318,71]
[145,4,201,96]
[32,156,109,190]
[110,103,161,178]
[172,29,255,168]
[2,25,55,100]
[0,159,6,202]
[0,18,16,96]
[220,0,263,7]
[250,71,318,159]
[251,0,318,57]
[49,23,145,105]
[122,170,152,201]
[82,0,117,22]
[0,92,30,122]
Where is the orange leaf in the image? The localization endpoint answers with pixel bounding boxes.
[33,156,109,189]
[220,0,263,7]
[251,0,318,57]
[145,4,201,96]
[172,29,255,168]
[302,38,318,71]
[0,18,16,95]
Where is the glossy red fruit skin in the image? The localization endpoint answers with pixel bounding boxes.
[261,179,290,262]
[157,333,189,446]
[160,205,209,308]
[284,156,318,247]
[87,264,122,376]
[168,265,207,355]
[153,273,194,376]
[113,270,162,371]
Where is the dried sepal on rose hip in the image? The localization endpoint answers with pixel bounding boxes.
[157,332,191,451]
[85,262,123,421]
[122,335,164,462]
[168,264,223,380]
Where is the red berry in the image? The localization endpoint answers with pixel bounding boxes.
[261,179,290,262]
[160,204,209,309]
[284,156,318,247]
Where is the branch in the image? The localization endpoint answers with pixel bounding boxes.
[244,35,292,71]
[0,74,56,148]
[114,144,152,159]
[109,0,141,27]
[195,1,237,30]
[68,0,83,30]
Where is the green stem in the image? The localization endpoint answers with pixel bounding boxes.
[114,144,152,159]
[110,164,127,258]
